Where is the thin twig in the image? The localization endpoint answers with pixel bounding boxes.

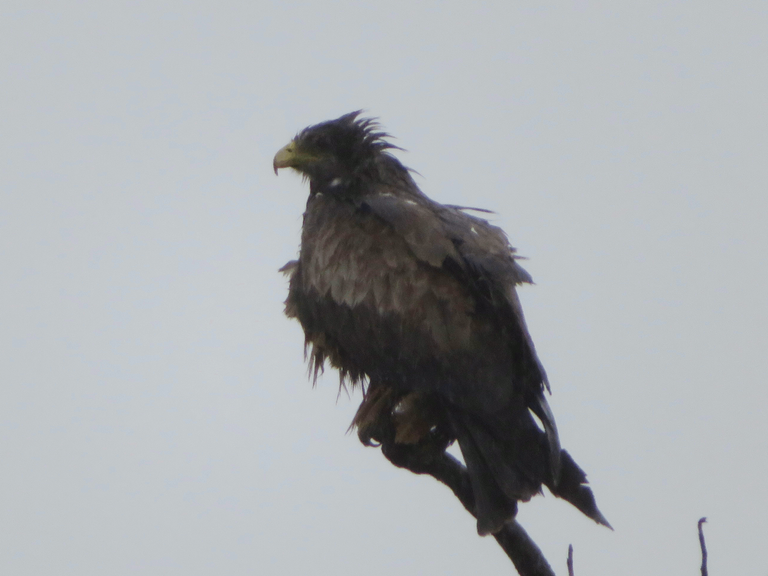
[698,517,708,576]
[566,544,574,576]
[379,441,556,576]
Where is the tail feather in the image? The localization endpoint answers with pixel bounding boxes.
[528,393,562,485]
[546,449,613,529]
[451,416,518,535]
[449,404,610,535]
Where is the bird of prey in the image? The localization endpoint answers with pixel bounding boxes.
[274,111,609,535]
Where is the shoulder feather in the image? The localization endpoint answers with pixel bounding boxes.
[357,194,460,268]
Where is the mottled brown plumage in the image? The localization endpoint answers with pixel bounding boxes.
[274,111,609,535]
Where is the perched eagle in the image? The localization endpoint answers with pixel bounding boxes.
[274,111,609,535]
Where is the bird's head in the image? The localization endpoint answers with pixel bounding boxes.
[273,111,399,187]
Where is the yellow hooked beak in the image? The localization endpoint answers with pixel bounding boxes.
[273,141,297,175]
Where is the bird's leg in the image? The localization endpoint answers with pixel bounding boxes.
[375,429,556,576]
[354,386,554,575]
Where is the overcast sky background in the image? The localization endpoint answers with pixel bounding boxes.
[2,2,767,574]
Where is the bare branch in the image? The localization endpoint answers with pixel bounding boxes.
[379,440,556,576]
[567,544,574,576]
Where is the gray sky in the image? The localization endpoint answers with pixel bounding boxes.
[2,1,767,574]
